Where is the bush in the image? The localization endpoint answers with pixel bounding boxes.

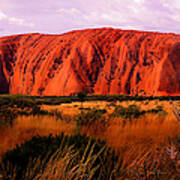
[0,134,121,180]
[144,100,149,105]
[111,105,143,119]
[128,137,180,179]
[0,97,49,127]
[111,104,167,121]
[14,98,36,109]
[147,105,167,115]
[74,108,107,126]
[78,107,91,110]
[0,109,17,127]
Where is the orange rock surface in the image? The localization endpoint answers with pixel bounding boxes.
[0,28,180,96]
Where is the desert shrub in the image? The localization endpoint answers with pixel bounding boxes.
[0,133,121,180]
[0,97,50,128]
[144,100,149,105]
[106,96,117,102]
[125,103,178,179]
[0,96,36,109]
[147,105,167,115]
[14,98,36,109]
[111,105,143,119]
[109,102,117,107]
[0,109,17,127]
[0,98,18,127]
[61,114,72,123]
[78,107,91,110]
[127,137,180,180]
[0,98,10,107]
[74,108,107,126]
[150,105,163,113]
[0,97,38,111]
[0,96,74,128]
[111,104,167,121]
[48,109,71,122]
[48,109,63,120]
[35,98,72,105]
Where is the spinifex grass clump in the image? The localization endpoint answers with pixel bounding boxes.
[0,133,121,180]
[111,104,166,119]
[128,144,180,180]
[0,97,60,128]
[74,108,107,126]
[111,105,143,119]
[0,98,19,127]
[124,101,180,180]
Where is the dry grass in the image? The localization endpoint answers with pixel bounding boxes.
[79,100,180,168]
[32,142,108,180]
[0,115,76,158]
[1,137,120,180]
[105,115,180,164]
[1,99,180,179]
[41,101,112,115]
[1,100,179,159]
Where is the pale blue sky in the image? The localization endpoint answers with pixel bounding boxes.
[0,0,180,37]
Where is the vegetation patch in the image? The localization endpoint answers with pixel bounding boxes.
[0,133,121,180]
[0,98,64,127]
[111,104,167,120]
[111,105,142,119]
[74,108,107,126]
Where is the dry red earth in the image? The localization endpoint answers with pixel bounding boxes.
[0,28,180,96]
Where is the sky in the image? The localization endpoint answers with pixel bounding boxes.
[0,0,180,37]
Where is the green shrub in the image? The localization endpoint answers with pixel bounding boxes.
[147,105,166,114]
[0,98,10,107]
[48,109,63,120]
[111,105,143,119]
[111,104,167,121]
[74,108,107,126]
[14,98,36,109]
[0,109,17,127]
[78,107,91,110]
[144,100,149,105]
[0,97,50,128]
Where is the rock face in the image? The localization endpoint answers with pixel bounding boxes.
[0,28,180,96]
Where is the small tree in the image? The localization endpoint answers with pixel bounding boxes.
[77,92,86,108]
